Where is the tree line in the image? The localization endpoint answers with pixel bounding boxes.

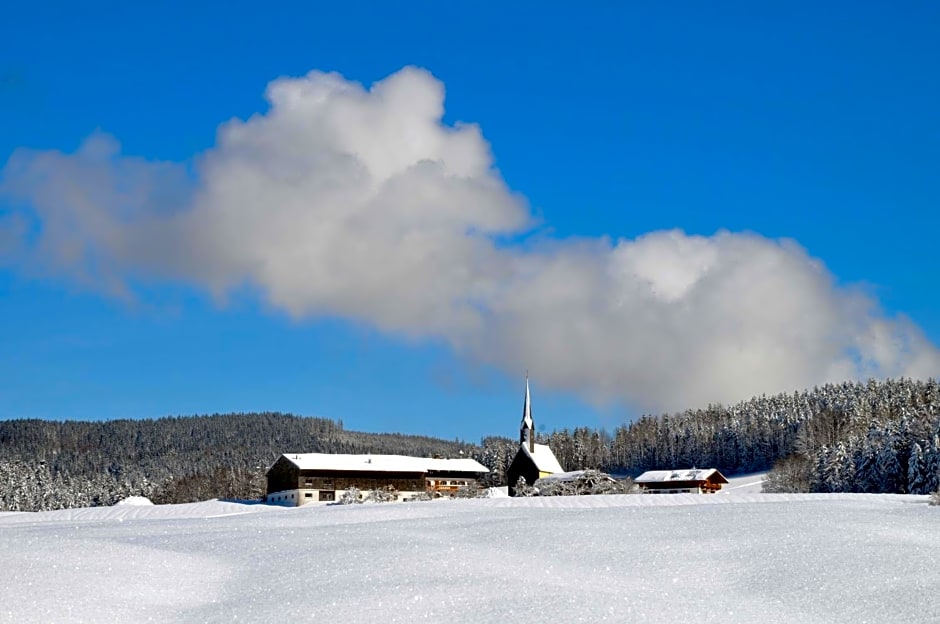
[478,377,940,495]
[3,378,939,511]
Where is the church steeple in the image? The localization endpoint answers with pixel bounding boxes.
[508,374,564,496]
[520,375,535,452]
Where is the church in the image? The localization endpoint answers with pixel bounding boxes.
[507,377,564,496]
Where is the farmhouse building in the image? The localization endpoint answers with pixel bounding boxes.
[265,453,489,506]
[634,468,729,494]
[507,377,564,496]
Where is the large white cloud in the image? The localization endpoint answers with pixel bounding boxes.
[2,66,938,413]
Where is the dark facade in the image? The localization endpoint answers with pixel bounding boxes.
[507,447,539,497]
[265,456,425,495]
[266,456,301,494]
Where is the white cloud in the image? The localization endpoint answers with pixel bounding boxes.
[2,66,938,413]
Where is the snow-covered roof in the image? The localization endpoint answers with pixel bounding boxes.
[521,443,564,474]
[279,453,489,475]
[634,468,728,484]
[536,470,587,483]
[536,470,617,483]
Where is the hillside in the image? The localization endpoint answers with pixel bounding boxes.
[0,413,476,510]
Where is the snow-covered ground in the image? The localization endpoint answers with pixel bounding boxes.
[1,492,936,623]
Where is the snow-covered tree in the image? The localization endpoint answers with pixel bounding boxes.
[338,487,362,504]
[364,487,398,503]
[454,483,489,499]
[763,455,812,493]
[529,470,636,497]
[513,476,538,497]
[929,489,940,507]
[908,442,928,494]
[876,438,904,493]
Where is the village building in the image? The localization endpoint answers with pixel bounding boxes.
[507,377,564,496]
[265,453,489,506]
[634,468,729,494]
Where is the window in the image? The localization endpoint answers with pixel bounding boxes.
[319,491,335,502]
[305,493,312,498]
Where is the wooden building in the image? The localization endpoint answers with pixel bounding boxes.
[634,468,729,494]
[265,453,489,506]
[507,377,564,496]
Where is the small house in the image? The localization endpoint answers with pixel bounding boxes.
[634,468,729,494]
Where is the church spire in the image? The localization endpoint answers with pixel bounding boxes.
[520,375,535,452]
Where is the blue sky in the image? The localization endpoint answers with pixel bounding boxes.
[2,2,939,441]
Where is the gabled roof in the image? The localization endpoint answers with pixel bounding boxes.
[634,468,728,484]
[278,453,488,475]
[521,443,564,474]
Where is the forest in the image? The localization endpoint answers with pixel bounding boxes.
[0,413,473,510]
[547,377,940,495]
[2,377,939,510]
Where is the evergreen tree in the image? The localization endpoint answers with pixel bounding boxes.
[875,438,903,493]
[908,442,928,494]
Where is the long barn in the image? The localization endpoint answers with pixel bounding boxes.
[265,453,489,505]
[634,468,729,494]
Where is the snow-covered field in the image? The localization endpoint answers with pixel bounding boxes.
[1,492,937,623]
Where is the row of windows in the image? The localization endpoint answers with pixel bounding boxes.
[301,478,424,490]
[271,490,337,503]
[275,483,469,504]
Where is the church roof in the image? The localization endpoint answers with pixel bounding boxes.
[521,443,564,474]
